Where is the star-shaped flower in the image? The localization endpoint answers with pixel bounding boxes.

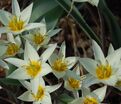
[80,40,121,86]
[48,42,78,79]
[64,64,85,91]
[0,0,41,35]
[5,41,57,79]
[18,77,62,104]
[69,86,107,104]
[24,19,61,50]
[0,33,21,57]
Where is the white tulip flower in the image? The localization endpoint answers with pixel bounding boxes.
[0,33,21,57]
[24,19,61,50]
[5,41,57,80]
[48,42,78,79]
[80,40,121,86]
[64,64,85,91]
[0,0,42,35]
[6,33,22,56]
[69,86,107,104]
[18,77,62,104]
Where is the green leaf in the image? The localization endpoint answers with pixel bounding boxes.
[99,0,121,48]
[6,63,16,75]
[0,78,21,86]
[54,0,101,45]
[30,0,63,30]
[45,6,63,30]
[59,93,74,103]
[31,0,58,22]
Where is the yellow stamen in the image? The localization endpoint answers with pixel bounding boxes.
[68,77,80,89]
[33,33,45,45]
[6,43,19,56]
[96,64,112,80]
[8,16,24,31]
[83,97,98,104]
[32,85,45,101]
[26,60,41,78]
[52,59,67,72]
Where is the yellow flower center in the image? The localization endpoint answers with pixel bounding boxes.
[52,59,67,72]
[8,16,24,31]
[6,43,19,56]
[68,77,80,89]
[26,60,41,78]
[96,64,112,80]
[33,33,45,45]
[83,97,98,104]
[32,85,45,101]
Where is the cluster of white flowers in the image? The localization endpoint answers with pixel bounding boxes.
[0,0,121,104]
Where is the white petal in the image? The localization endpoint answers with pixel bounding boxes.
[53,70,66,79]
[73,64,80,75]
[24,41,39,60]
[10,29,24,35]
[81,87,91,97]
[5,58,26,67]
[0,45,7,57]
[12,0,20,16]
[64,70,81,80]
[0,60,9,70]
[88,0,99,7]
[106,47,121,67]
[108,44,114,55]
[33,101,42,104]
[92,40,105,64]
[41,63,52,76]
[15,35,21,46]
[7,68,31,79]
[116,68,121,80]
[46,83,62,93]
[39,18,47,35]
[33,102,41,104]
[83,74,99,88]
[25,23,42,30]
[93,86,107,102]
[41,92,52,104]
[101,75,117,86]
[7,33,15,43]
[66,57,78,69]
[31,77,40,95]
[18,91,34,102]
[19,80,31,90]
[48,53,58,66]
[39,77,45,86]
[41,43,57,62]
[0,27,9,34]
[59,42,66,59]
[80,58,98,77]
[21,3,33,24]
[47,29,61,37]
[0,10,12,25]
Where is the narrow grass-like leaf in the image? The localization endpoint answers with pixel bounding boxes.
[99,0,121,48]
[54,0,101,45]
